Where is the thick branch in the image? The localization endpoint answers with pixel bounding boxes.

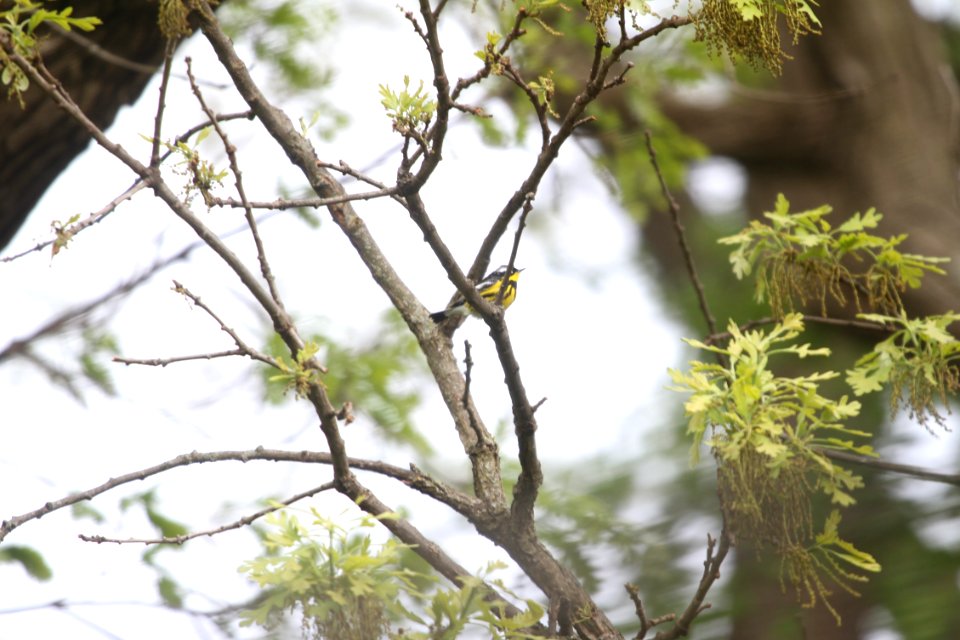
[0,449,479,542]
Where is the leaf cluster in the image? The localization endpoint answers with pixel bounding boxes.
[719,194,948,317]
[269,341,325,400]
[153,128,230,206]
[380,75,437,136]
[0,0,101,104]
[673,192,958,622]
[847,311,960,430]
[670,313,878,618]
[240,509,544,639]
[240,509,405,638]
[782,509,880,624]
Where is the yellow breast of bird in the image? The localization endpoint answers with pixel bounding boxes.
[468,274,519,314]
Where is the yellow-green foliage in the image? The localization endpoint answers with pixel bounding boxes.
[670,313,879,621]
[719,194,949,317]
[847,311,960,430]
[379,75,437,136]
[0,0,101,104]
[240,510,401,638]
[241,509,545,639]
[692,0,821,75]
[270,341,325,399]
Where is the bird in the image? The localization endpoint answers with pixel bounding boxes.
[430,265,523,323]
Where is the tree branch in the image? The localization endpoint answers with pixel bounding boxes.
[467,14,692,285]
[0,448,480,543]
[821,449,960,487]
[654,530,731,640]
[185,57,284,306]
[78,482,336,545]
[645,130,717,339]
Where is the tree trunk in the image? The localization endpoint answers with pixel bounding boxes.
[0,0,166,251]
[661,0,960,315]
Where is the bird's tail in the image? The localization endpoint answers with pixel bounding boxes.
[429,310,448,323]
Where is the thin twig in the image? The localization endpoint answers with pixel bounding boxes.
[113,349,250,367]
[79,483,335,545]
[51,24,229,89]
[316,160,407,208]
[150,41,176,168]
[0,244,196,365]
[451,8,528,102]
[821,449,960,486]
[1,109,254,263]
[462,339,474,405]
[0,448,479,543]
[626,583,676,640]
[468,15,692,285]
[653,530,730,640]
[210,189,397,211]
[162,280,278,367]
[499,192,533,306]
[645,130,717,339]
[186,57,284,307]
[1,181,147,262]
[704,313,894,345]
[499,57,551,149]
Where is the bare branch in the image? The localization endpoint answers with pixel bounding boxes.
[603,61,635,90]
[821,449,960,487]
[499,57,551,148]
[626,583,676,640]
[210,189,397,211]
[1,181,147,263]
[462,339,474,406]
[645,130,717,339]
[654,530,731,640]
[113,349,250,367]
[150,41,176,168]
[468,14,693,284]
[79,483,336,545]
[164,280,277,367]
[185,57,284,307]
[704,313,895,345]
[500,192,533,305]
[0,448,479,543]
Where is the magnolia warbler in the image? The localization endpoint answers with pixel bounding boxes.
[430,265,523,323]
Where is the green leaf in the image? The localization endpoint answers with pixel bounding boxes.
[0,545,52,581]
[846,359,888,395]
[158,575,184,608]
[71,502,105,523]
